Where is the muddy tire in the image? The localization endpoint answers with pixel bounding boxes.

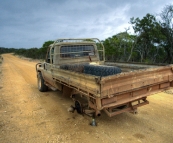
[37,72,48,92]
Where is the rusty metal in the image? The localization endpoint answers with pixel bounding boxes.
[63,85,73,96]
[104,98,149,117]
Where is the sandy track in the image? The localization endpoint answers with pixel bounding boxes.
[0,53,173,143]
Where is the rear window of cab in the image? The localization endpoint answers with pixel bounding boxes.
[60,45,95,58]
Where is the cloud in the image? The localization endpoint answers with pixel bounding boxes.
[0,0,172,48]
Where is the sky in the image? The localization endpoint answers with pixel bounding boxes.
[0,0,172,48]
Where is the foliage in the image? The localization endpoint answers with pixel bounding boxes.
[130,13,164,62]
[103,32,138,62]
[0,47,17,54]
[102,4,173,63]
[0,40,53,60]
[159,5,173,63]
[14,40,54,59]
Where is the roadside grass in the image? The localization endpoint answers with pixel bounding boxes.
[14,54,44,63]
[0,56,2,88]
[0,55,2,74]
[0,55,2,64]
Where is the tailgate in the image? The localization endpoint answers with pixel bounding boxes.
[100,65,173,107]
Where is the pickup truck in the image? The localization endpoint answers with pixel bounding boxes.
[36,38,173,117]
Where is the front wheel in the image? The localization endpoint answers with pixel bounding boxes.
[37,72,48,92]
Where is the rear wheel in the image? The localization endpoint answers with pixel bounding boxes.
[37,72,48,92]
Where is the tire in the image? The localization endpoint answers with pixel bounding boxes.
[60,64,86,73]
[84,65,122,77]
[37,72,48,92]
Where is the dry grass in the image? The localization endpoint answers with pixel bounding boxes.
[0,55,2,64]
[0,55,2,74]
[15,55,44,63]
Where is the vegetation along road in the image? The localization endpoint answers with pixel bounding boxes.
[0,54,173,143]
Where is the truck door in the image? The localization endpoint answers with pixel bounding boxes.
[42,47,54,85]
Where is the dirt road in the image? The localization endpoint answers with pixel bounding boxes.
[0,54,173,143]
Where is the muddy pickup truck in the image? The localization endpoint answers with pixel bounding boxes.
[36,38,173,117]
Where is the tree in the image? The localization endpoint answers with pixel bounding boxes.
[103,32,138,62]
[38,40,54,59]
[130,13,163,63]
[159,4,173,63]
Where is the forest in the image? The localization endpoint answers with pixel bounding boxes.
[0,5,173,64]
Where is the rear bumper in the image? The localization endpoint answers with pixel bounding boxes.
[103,98,149,117]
